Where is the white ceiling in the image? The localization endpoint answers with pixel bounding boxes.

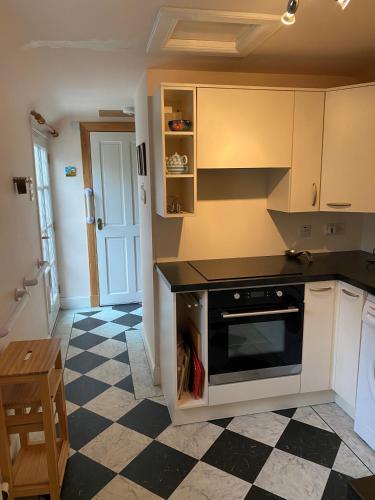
[1,0,375,120]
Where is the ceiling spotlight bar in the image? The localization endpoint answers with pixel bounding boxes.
[281,0,351,25]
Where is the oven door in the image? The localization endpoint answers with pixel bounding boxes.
[208,304,304,385]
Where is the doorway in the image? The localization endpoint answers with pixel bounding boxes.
[32,130,60,332]
[80,123,141,307]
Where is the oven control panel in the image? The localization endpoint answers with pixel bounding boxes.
[209,284,304,309]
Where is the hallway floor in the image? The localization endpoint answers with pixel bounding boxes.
[55,305,375,500]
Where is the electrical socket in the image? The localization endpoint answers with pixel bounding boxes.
[299,224,312,238]
[325,222,346,235]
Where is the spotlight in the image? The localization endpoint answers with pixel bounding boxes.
[281,0,299,25]
[337,0,351,9]
[281,0,352,26]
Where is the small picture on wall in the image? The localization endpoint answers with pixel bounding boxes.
[65,166,77,177]
[137,142,147,176]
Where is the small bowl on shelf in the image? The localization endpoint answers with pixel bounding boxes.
[168,120,192,132]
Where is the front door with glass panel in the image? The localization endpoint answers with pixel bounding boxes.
[33,131,60,333]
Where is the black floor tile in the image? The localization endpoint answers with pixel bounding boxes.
[113,313,142,327]
[202,429,273,484]
[77,311,101,317]
[65,351,107,374]
[67,408,112,450]
[73,317,106,331]
[274,408,297,418]
[246,485,285,499]
[112,303,141,313]
[69,332,107,350]
[65,375,110,406]
[322,471,361,500]
[121,441,197,498]
[115,375,134,394]
[61,452,115,499]
[114,350,129,364]
[209,417,233,428]
[276,419,342,468]
[117,399,171,438]
[113,332,127,342]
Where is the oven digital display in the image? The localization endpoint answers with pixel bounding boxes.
[251,290,265,298]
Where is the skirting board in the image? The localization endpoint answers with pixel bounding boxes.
[60,296,91,310]
[141,329,161,385]
[169,390,336,426]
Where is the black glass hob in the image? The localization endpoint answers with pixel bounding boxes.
[188,256,304,281]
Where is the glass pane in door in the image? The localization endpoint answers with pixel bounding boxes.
[33,133,60,333]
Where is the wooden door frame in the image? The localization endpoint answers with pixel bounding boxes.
[80,121,136,307]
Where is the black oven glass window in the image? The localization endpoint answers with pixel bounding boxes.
[228,320,286,358]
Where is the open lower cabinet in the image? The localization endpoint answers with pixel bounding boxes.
[158,278,208,420]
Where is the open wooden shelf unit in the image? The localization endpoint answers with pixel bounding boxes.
[153,85,197,218]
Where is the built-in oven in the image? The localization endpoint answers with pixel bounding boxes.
[208,284,305,385]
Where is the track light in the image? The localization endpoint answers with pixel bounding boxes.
[337,0,351,9]
[281,0,299,26]
[281,0,351,25]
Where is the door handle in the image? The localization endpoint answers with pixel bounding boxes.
[97,218,103,230]
[309,286,332,292]
[342,288,360,298]
[41,235,50,240]
[312,183,318,207]
[326,203,352,208]
[221,307,299,319]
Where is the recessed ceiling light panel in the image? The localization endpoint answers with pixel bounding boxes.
[147,7,282,58]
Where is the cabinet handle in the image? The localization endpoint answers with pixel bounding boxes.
[309,286,332,292]
[312,183,318,207]
[342,288,360,298]
[327,203,352,208]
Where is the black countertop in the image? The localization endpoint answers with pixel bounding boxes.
[156,251,375,295]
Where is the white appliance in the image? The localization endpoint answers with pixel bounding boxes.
[354,294,375,450]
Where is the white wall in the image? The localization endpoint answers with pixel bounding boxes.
[48,118,91,308]
[361,214,375,253]
[134,74,158,378]
[0,8,49,349]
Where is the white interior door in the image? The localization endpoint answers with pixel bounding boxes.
[33,131,60,333]
[91,131,141,306]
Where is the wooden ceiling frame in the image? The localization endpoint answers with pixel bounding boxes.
[80,121,136,307]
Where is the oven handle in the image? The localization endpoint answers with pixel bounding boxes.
[221,306,300,319]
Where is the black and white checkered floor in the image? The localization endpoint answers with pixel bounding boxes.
[59,304,375,499]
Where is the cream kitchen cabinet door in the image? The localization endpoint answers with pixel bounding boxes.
[333,283,365,415]
[321,84,375,213]
[301,282,336,393]
[197,87,294,169]
[267,91,325,212]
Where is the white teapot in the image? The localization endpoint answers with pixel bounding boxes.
[166,152,189,174]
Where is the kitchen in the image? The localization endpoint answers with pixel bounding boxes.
[2,1,375,498]
[134,61,375,498]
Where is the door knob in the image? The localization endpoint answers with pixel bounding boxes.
[97,218,103,230]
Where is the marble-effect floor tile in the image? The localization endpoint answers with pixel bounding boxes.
[157,421,224,459]
[93,475,162,499]
[255,448,330,500]
[228,412,290,447]
[170,461,251,500]
[313,403,375,474]
[80,423,152,473]
[84,386,139,421]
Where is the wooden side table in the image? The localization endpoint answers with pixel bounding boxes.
[0,339,69,499]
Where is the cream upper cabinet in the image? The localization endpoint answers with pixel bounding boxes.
[321,84,375,213]
[267,91,325,212]
[197,87,294,169]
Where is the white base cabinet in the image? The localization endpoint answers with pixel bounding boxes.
[333,283,365,411]
[301,282,336,393]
